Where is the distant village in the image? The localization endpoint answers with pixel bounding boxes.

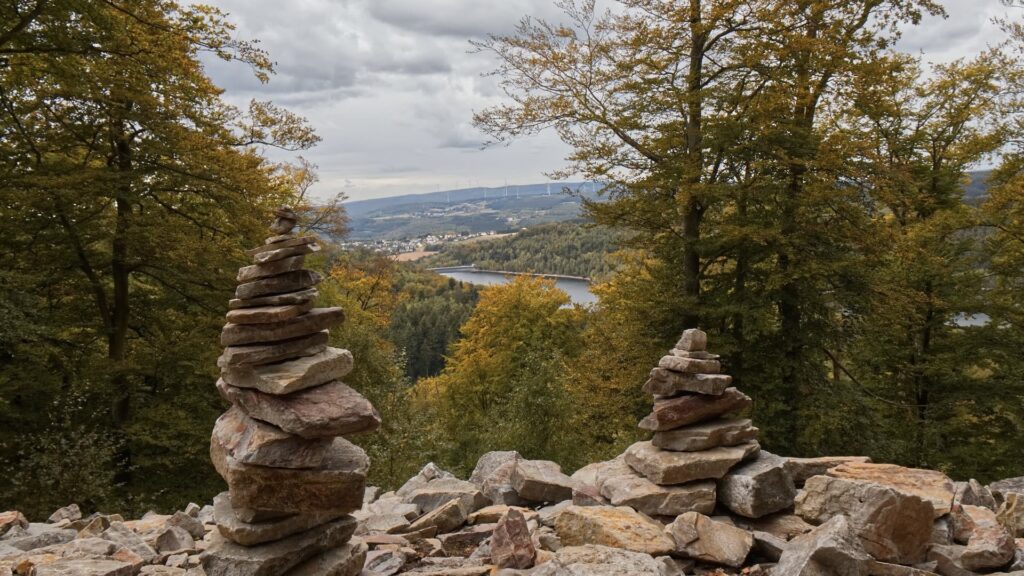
[339,230,513,261]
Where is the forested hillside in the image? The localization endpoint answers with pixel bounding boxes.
[422,221,622,279]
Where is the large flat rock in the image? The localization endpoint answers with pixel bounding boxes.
[624,440,759,485]
[584,456,716,517]
[201,516,353,576]
[221,308,343,346]
[511,460,577,504]
[554,505,674,556]
[826,462,955,518]
[237,255,306,283]
[638,388,752,432]
[218,330,329,368]
[784,456,872,486]
[533,544,677,576]
[29,559,134,576]
[652,418,758,452]
[217,378,380,439]
[658,355,720,374]
[212,407,331,469]
[222,347,353,395]
[235,270,322,300]
[211,437,368,515]
[642,367,732,397]
[225,301,315,325]
[212,492,349,546]
[229,287,319,310]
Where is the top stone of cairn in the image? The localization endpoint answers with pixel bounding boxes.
[675,328,707,352]
[270,206,298,236]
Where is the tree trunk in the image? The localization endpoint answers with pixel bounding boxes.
[681,0,706,329]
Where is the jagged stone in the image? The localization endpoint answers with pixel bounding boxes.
[624,440,759,485]
[481,461,526,506]
[46,505,81,525]
[676,329,707,351]
[403,499,467,535]
[961,522,1015,571]
[237,255,306,283]
[658,355,720,374]
[201,516,355,576]
[99,522,157,563]
[29,559,134,576]
[222,347,353,395]
[154,526,194,554]
[774,515,870,576]
[0,512,27,537]
[218,330,329,368]
[360,513,411,534]
[284,541,366,576]
[491,509,535,569]
[595,457,716,516]
[212,406,332,469]
[212,492,348,546]
[405,478,489,514]
[638,388,752,432]
[438,524,495,557]
[999,493,1024,537]
[235,270,322,300]
[751,530,787,562]
[718,451,797,518]
[221,307,342,346]
[364,548,406,576]
[211,437,368,515]
[667,511,753,568]
[571,484,606,506]
[216,378,380,439]
[530,544,676,576]
[229,287,319,310]
[992,477,1024,505]
[954,479,998,511]
[554,506,674,556]
[469,451,521,487]
[784,456,872,487]
[827,462,955,518]
[652,418,759,452]
[952,504,998,544]
[466,505,538,526]
[396,463,457,497]
[246,235,317,257]
[3,523,76,551]
[225,301,315,325]
[642,367,732,397]
[796,475,934,564]
[511,460,576,504]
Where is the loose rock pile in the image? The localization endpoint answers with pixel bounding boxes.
[203,207,381,576]
[5,321,1024,575]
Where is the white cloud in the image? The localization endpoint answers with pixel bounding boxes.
[198,0,1020,201]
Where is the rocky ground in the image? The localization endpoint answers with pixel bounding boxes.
[2,450,1024,576]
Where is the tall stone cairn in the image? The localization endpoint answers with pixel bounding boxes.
[624,328,761,490]
[201,207,381,576]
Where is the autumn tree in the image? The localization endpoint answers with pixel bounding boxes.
[0,1,318,514]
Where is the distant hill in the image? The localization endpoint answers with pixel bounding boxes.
[344,183,600,240]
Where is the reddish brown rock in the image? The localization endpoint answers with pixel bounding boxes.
[211,406,331,469]
[225,301,315,325]
[642,368,732,397]
[210,437,368,514]
[235,270,322,300]
[652,418,758,452]
[237,255,306,283]
[218,330,329,368]
[221,308,343,346]
[638,388,752,432]
[491,508,536,569]
[228,287,319,310]
[216,378,380,439]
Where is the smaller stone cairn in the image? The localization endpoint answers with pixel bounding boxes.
[624,328,761,496]
[201,206,382,576]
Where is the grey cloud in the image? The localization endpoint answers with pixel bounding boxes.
[366,0,565,38]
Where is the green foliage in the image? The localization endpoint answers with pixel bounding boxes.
[422,221,623,279]
[390,273,479,381]
[415,277,586,477]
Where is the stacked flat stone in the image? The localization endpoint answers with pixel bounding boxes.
[201,207,381,576]
[624,329,760,495]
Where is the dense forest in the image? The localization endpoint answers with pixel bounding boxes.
[3,0,1024,520]
[421,221,622,279]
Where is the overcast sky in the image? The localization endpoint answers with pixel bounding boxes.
[199,0,1017,201]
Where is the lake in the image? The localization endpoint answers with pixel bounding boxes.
[437,269,598,305]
